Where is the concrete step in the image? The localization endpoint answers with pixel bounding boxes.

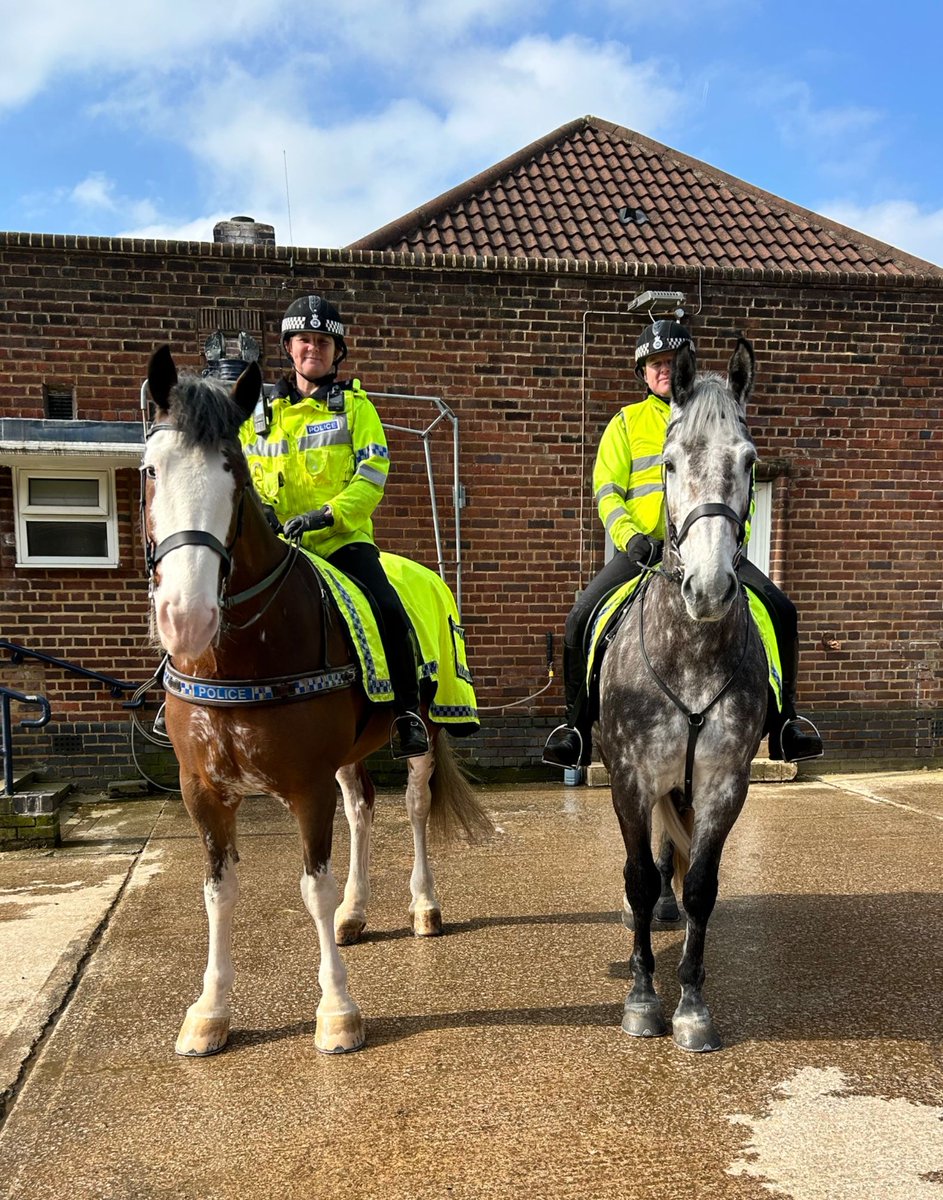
[2,778,74,812]
[583,757,797,788]
[1,777,74,849]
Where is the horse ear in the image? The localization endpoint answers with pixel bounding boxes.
[728,338,755,409]
[671,342,698,406]
[231,362,263,424]
[147,345,177,413]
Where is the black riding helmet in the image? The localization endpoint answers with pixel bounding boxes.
[634,320,694,380]
[281,294,349,368]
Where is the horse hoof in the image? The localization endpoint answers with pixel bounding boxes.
[335,917,366,945]
[671,1013,722,1053]
[315,1008,366,1055]
[412,907,443,937]
[621,904,680,932]
[621,1001,668,1039]
[175,1013,231,1057]
[653,896,681,924]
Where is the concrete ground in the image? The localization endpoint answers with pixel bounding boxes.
[1,769,942,1200]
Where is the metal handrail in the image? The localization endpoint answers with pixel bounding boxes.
[1,685,51,795]
[0,639,137,700]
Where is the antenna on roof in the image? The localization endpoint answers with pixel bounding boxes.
[283,150,294,246]
[626,289,686,320]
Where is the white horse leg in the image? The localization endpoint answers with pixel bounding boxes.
[300,863,366,1054]
[175,857,238,1056]
[334,764,372,945]
[405,751,442,936]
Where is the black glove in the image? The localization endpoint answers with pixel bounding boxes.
[283,506,335,539]
[261,505,283,534]
[626,532,663,566]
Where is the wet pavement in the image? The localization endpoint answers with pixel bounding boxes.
[1,769,942,1199]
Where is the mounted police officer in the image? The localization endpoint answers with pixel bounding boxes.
[239,294,429,759]
[542,319,823,771]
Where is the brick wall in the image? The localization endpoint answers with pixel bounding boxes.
[1,232,941,784]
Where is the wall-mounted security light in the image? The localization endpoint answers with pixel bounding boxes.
[625,289,687,320]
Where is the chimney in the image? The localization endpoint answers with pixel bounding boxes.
[213,215,276,246]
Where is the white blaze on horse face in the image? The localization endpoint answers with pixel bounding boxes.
[145,431,235,660]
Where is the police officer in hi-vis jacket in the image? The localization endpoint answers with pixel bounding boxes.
[542,319,823,771]
[239,294,429,759]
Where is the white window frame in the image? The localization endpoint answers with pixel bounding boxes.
[14,466,119,568]
[743,479,772,576]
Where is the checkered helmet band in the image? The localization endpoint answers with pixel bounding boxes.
[281,295,345,338]
[634,320,692,366]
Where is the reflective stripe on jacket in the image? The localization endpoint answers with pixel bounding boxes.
[239,378,390,557]
[593,392,670,551]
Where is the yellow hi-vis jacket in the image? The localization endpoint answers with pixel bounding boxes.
[239,377,390,558]
[594,391,671,551]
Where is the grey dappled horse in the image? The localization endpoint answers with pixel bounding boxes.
[597,338,768,1052]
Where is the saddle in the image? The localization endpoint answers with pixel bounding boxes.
[307,550,479,736]
[583,574,783,727]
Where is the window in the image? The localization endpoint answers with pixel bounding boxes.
[743,480,772,576]
[14,468,118,567]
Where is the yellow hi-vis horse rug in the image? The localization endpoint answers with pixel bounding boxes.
[586,574,783,711]
[307,550,479,735]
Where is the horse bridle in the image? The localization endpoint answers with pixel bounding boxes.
[665,461,754,568]
[141,424,298,624]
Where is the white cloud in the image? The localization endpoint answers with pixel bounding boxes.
[70,173,118,211]
[68,172,159,228]
[819,199,943,269]
[434,34,682,152]
[0,0,282,109]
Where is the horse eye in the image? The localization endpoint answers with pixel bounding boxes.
[663,459,675,474]
[146,465,157,480]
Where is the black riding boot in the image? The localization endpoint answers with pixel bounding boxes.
[387,634,429,760]
[392,710,430,759]
[768,640,824,763]
[542,644,591,769]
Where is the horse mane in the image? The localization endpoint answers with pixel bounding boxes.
[169,372,243,449]
[668,373,751,444]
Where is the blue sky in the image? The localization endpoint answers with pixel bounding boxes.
[3,0,941,266]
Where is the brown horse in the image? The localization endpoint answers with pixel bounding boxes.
[142,346,489,1056]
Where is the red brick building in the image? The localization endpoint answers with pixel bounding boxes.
[2,116,941,786]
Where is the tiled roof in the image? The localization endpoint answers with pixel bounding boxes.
[349,116,943,277]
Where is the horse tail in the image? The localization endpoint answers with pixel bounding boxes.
[653,794,692,888]
[428,733,492,844]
